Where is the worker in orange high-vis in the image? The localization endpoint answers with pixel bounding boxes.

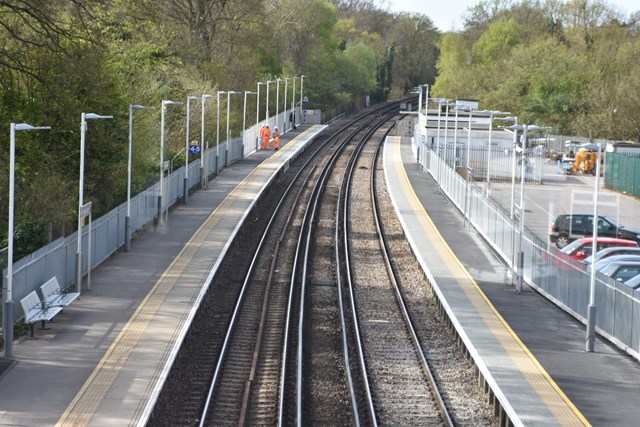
[272,126,281,150]
[261,124,270,150]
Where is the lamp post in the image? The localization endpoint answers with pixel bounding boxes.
[257,82,266,126]
[586,142,602,352]
[483,110,511,196]
[243,91,257,149]
[300,75,305,118]
[284,77,290,130]
[77,113,113,297]
[216,90,223,174]
[201,94,213,188]
[503,116,519,220]
[159,100,182,222]
[225,90,239,166]
[292,77,297,127]
[4,122,51,358]
[275,78,281,130]
[512,123,541,294]
[265,81,271,122]
[126,104,153,252]
[184,96,198,204]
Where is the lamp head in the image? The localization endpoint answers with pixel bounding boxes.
[203,94,213,100]
[131,104,154,111]
[188,96,199,101]
[85,113,114,120]
[162,100,182,106]
[14,123,51,131]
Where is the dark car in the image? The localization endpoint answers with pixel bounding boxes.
[549,213,640,249]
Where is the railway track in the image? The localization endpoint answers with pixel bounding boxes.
[149,102,499,427]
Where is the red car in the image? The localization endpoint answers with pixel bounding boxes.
[559,237,638,261]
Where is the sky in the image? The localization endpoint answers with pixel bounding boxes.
[388,0,639,32]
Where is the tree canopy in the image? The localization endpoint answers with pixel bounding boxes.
[0,0,439,250]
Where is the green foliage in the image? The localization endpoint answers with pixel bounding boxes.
[436,0,640,139]
[0,0,442,260]
[0,220,48,260]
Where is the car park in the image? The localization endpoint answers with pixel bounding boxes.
[599,261,640,282]
[549,213,640,249]
[557,237,638,262]
[582,246,640,264]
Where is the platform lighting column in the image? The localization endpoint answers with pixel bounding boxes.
[275,78,281,130]
[453,102,459,180]
[243,91,257,149]
[586,143,602,352]
[159,100,182,222]
[300,75,305,117]
[516,124,540,294]
[464,108,473,223]
[201,94,213,188]
[184,96,198,204]
[257,82,265,127]
[435,99,444,185]
[444,100,450,169]
[284,78,289,130]
[126,104,153,252]
[4,122,51,358]
[216,90,223,174]
[225,91,239,166]
[502,116,518,283]
[423,85,430,170]
[292,77,297,126]
[265,81,270,122]
[77,113,113,297]
[484,110,510,196]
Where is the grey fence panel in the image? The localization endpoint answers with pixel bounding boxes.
[2,139,236,323]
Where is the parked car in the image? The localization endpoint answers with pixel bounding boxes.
[549,213,640,249]
[594,254,640,271]
[582,246,640,264]
[557,237,638,262]
[622,273,640,290]
[599,261,640,282]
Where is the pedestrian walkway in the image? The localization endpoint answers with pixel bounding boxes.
[0,125,327,426]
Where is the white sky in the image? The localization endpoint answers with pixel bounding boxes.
[388,0,640,32]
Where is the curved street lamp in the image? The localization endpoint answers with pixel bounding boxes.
[160,100,182,221]
[126,104,154,252]
[4,122,51,358]
[482,109,511,195]
[201,94,213,188]
[225,91,239,166]
[184,96,199,204]
[77,113,113,296]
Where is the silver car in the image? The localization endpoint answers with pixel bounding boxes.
[583,246,640,265]
[594,254,640,271]
[599,261,640,282]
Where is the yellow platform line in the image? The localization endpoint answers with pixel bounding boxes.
[389,137,589,426]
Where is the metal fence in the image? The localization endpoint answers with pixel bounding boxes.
[605,152,640,197]
[1,109,302,323]
[414,131,640,361]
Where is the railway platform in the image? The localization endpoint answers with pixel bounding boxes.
[0,124,327,426]
[384,135,640,426]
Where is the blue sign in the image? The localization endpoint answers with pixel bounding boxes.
[189,145,201,155]
[303,97,309,103]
